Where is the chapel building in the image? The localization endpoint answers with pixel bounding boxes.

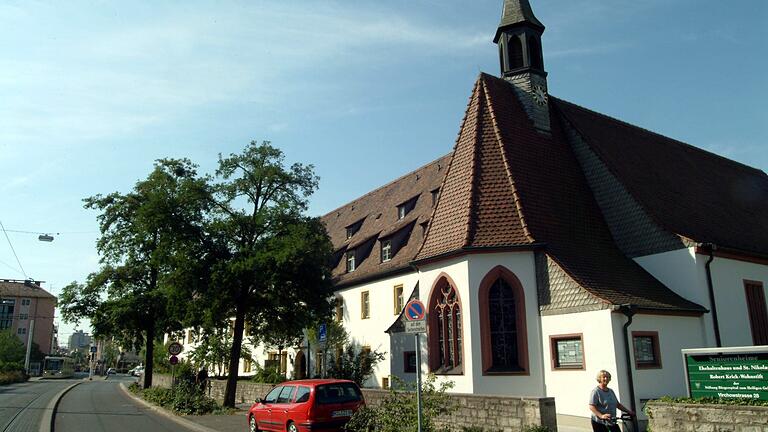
[319,0,768,419]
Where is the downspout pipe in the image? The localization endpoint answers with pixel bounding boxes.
[619,304,639,432]
[703,243,722,347]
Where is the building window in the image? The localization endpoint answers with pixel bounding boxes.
[335,298,344,322]
[187,330,194,343]
[381,240,392,262]
[479,266,528,374]
[316,350,325,376]
[428,275,463,373]
[528,36,543,70]
[381,377,389,389]
[744,280,768,345]
[0,298,15,330]
[18,327,26,335]
[19,313,28,320]
[393,285,404,315]
[244,359,252,373]
[346,227,354,239]
[397,204,407,220]
[346,250,356,272]
[550,334,584,370]
[431,188,440,207]
[404,351,417,373]
[361,291,370,319]
[21,298,31,306]
[632,331,662,369]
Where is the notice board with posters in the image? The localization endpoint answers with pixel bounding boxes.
[682,346,768,401]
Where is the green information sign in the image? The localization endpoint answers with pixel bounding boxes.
[684,350,768,401]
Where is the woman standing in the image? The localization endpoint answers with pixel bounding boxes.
[589,370,635,432]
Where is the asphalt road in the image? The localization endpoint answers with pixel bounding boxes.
[0,377,76,432]
[54,375,191,432]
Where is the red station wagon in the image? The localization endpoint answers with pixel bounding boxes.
[247,379,365,432]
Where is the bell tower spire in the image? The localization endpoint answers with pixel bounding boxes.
[494,0,550,133]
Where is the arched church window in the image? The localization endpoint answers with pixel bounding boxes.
[489,278,519,369]
[508,36,524,70]
[528,37,543,70]
[479,266,528,374]
[428,275,463,373]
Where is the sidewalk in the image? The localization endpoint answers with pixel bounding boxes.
[184,408,249,432]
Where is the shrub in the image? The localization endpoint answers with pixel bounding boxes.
[328,345,386,386]
[0,370,27,385]
[138,379,220,415]
[345,375,454,432]
[250,363,286,384]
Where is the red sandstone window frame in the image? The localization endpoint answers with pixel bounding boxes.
[427,273,464,375]
[744,280,768,345]
[478,265,529,375]
[550,333,585,371]
[632,331,662,369]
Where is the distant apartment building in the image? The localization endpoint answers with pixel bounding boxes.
[0,279,57,354]
[68,329,92,350]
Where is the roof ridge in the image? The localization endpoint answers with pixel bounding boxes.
[464,78,486,248]
[415,78,484,260]
[552,96,767,176]
[321,153,451,219]
[479,75,536,243]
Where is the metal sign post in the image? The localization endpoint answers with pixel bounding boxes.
[404,299,427,432]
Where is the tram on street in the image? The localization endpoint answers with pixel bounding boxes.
[42,356,75,378]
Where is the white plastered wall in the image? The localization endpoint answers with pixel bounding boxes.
[336,270,420,388]
[635,248,768,348]
[465,252,545,397]
[707,256,768,347]
[541,309,617,417]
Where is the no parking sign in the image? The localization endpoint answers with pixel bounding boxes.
[404,299,426,333]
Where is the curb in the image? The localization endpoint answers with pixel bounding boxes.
[118,382,220,432]
[40,381,80,432]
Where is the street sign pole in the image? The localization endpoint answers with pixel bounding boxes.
[415,333,423,432]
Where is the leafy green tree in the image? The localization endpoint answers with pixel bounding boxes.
[102,341,120,368]
[202,141,335,407]
[59,159,211,388]
[0,330,25,363]
[188,325,253,377]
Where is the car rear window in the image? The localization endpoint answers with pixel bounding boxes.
[315,383,362,404]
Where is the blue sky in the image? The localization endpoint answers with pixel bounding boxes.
[1,0,766,345]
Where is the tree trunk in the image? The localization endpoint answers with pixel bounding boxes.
[143,323,155,389]
[223,301,247,407]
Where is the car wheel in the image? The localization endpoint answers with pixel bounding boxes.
[249,415,259,432]
[286,421,298,432]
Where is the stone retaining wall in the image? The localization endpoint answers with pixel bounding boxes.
[151,374,557,431]
[645,400,768,431]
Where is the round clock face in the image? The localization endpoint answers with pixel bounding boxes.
[532,85,548,106]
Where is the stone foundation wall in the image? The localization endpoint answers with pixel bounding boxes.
[151,374,557,431]
[646,400,768,431]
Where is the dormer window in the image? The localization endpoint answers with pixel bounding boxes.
[346,250,356,272]
[345,218,365,240]
[431,188,440,207]
[381,240,392,262]
[397,195,419,220]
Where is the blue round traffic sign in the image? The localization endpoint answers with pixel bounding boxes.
[405,299,425,321]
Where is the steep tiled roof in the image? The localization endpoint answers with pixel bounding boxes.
[321,155,450,287]
[0,279,56,299]
[321,71,763,313]
[416,78,532,261]
[555,99,768,257]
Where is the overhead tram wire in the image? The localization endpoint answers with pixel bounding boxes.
[0,219,27,279]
